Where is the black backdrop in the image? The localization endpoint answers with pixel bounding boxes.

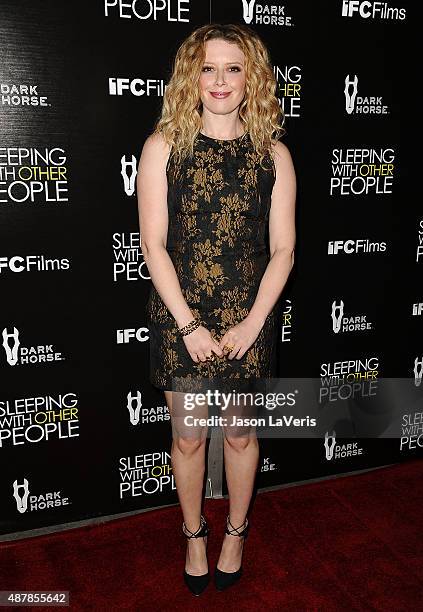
[0,0,420,537]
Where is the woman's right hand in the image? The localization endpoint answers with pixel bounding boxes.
[182,325,225,363]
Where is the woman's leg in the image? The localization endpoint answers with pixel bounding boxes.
[165,390,209,575]
[218,396,259,572]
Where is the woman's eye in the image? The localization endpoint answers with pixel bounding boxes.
[202,66,241,72]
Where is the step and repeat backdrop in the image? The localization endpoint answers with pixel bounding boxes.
[0,1,419,537]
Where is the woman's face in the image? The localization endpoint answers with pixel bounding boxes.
[198,38,246,116]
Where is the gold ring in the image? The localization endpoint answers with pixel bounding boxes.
[224,344,235,351]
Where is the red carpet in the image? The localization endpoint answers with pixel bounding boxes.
[1,460,422,611]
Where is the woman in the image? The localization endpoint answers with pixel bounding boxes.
[137,23,296,595]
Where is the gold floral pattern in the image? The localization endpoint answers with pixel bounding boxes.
[146,131,278,392]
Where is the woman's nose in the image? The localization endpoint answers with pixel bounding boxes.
[214,71,226,86]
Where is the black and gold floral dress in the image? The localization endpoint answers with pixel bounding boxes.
[145,130,280,393]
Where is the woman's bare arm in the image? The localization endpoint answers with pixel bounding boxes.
[137,133,195,329]
[245,140,296,330]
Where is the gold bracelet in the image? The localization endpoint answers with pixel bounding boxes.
[179,317,201,337]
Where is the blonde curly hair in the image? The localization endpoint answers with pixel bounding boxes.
[152,22,285,169]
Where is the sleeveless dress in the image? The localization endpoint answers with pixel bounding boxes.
[145,130,279,393]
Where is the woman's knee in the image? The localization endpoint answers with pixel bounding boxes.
[223,431,257,452]
[173,434,206,456]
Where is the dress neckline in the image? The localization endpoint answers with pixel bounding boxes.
[198,131,248,143]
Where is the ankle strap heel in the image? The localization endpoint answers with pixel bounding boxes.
[182,515,210,596]
[214,515,250,592]
[225,515,249,539]
[182,514,210,539]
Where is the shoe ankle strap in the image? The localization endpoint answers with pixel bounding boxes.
[182,514,210,539]
[225,515,249,538]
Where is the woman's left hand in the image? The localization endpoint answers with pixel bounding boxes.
[218,317,263,360]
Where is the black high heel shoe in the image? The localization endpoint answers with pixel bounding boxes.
[182,514,210,596]
[214,515,250,591]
